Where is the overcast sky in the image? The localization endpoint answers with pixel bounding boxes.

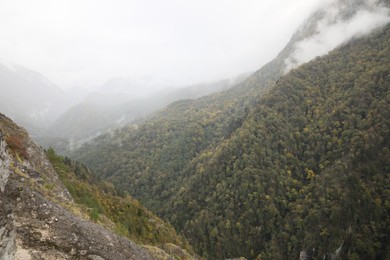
[0,0,332,89]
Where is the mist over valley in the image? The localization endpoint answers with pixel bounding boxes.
[1,0,390,259]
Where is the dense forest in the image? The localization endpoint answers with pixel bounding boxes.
[72,23,390,259]
[166,25,390,258]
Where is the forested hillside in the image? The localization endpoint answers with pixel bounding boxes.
[71,52,279,212]
[42,74,249,155]
[46,148,193,256]
[165,25,390,259]
[73,22,390,259]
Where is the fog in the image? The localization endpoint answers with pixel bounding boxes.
[0,0,328,89]
[1,0,389,151]
[285,0,390,71]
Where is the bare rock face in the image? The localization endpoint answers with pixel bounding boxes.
[0,132,11,193]
[0,131,16,260]
[4,180,155,259]
[0,113,156,259]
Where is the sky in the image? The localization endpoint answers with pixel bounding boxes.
[0,0,334,89]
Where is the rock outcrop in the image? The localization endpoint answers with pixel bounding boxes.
[0,113,156,259]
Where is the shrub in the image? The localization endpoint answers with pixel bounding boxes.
[6,134,29,159]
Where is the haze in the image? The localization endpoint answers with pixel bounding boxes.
[0,0,331,89]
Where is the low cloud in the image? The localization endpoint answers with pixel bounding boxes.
[285,0,390,72]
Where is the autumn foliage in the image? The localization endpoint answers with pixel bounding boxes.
[6,134,29,159]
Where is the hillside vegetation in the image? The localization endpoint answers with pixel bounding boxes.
[166,26,390,258]
[46,148,194,257]
[0,113,157,259]
[71,71,275,212]
[73,24,390,259]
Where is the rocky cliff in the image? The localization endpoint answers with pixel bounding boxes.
[0,113,158,259]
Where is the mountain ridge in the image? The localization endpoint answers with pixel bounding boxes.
[72,14,390,259]
[165,24,390,258]
[2,1,389,259]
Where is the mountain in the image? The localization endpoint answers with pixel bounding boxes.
[0,58,247,154]
[0,112,196,259]
[71,2,390,259]
[0,63,74,138]
[168,25,390,259]
[43,74,248,153]
[284,0,390,71]
[72,0,390,210]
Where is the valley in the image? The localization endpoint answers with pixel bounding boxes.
[1,0,390,259]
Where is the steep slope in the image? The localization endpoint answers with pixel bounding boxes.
[71,1,390,258]
[74,22,390,260]
[0,113,195,259]
[43,74,248,154]
[165,24,390,259]
[72,0,389,213]
[70,69,274,214]
[46,148,194,255]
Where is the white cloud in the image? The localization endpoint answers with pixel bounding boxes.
[285,0,390,72]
